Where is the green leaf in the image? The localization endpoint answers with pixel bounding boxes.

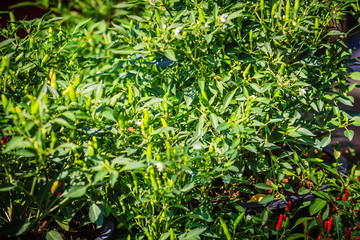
[253,183,272,190]
[209,113,219,129]
[66,186,88,198]
[349,72,360,80]
[309,198,327,215]
[298,187,310,195]
[89,203,102,223]
[0,183,15,192]
[72,18,91,34]
[151,127,176,136]
[46,230,63,240]
[223,88,237,109]
[0,38,16,49]
[4,136,33,153]
[216,122,231,131]
[164,49,177,62]
[102,110,117,122]
[179,227,206,240]
[344,129,354,141]
[320,135,331,148]
[143,97,172,108]
[121,161,146,171]
[259,195,274,204]
[297,127,315,137]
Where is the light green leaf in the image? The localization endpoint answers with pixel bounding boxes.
[66,185,88,198]
[349,72,360,80]
[89,203,102,223]
[344,129,354,141]
[164,49,177,62]
[4,136,34,153]
[309,198,327,215]
[223,88,237,109]
[46,230,63,240]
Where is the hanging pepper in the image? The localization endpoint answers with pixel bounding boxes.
[345,227,352,240]
[198,7,205,23]
[285,0,290,22]
[294,0,300,15]
[1,94,8,109]
[68,84,77,102]
[276,214,283,230]
[328,216,332,231]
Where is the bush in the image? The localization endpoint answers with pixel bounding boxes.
[1,0,360,239]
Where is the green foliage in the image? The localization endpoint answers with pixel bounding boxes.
[1,0,360,239]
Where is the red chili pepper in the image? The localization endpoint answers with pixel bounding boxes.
[345,227,352,240]
[336,196,341,201]
[353,237,360,240]
[317,234,322,239]
[286,201,292,211]
[283,214,287,221]
[328,216,332,231]
[324,221,328,233]
[343,194,348,201]
[276,214,283,230]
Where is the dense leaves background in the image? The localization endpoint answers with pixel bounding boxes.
[1,0,360,239]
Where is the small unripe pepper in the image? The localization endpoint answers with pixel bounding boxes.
[68,84,77,102]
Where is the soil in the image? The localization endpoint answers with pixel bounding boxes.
[4,212,104,240]
[208,149,335,203]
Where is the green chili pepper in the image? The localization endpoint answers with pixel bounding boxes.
[128,86,133,105]
[143,109,150,127]
[243,63,251,79]
[86,96,92,111]
[201,90,209,102]
[198,7,205,23]
[146,143,153,160]
[161,118,168,127]
[155,9,161,25]
[48,27,53,41]
[118,113,126,129]
[92,136,98,150]
[41,54,50,67]
[15,52,24,62]
[285,0,290,22]
[233,212,245,235]
[249,30,253,50]
[314,18,319,37]
[88,141,95,157]
[30,98,39,115]
[73,75,81,88]
[29,37,34,49]
[279,63,285,75]
[170,228,175,240]
[9,12,15,30]
[149,166,158,190]
[0,56,9,77]
[219,217,231,240]
[208,144,213,153]
[49,132,57,151]
[294,0,300,15]
[68,84,77,102]
[162,95,168,112]
[165,141,172,160]
[260,0,265,19]
[131,172,138,194]
[1,94,8,109]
